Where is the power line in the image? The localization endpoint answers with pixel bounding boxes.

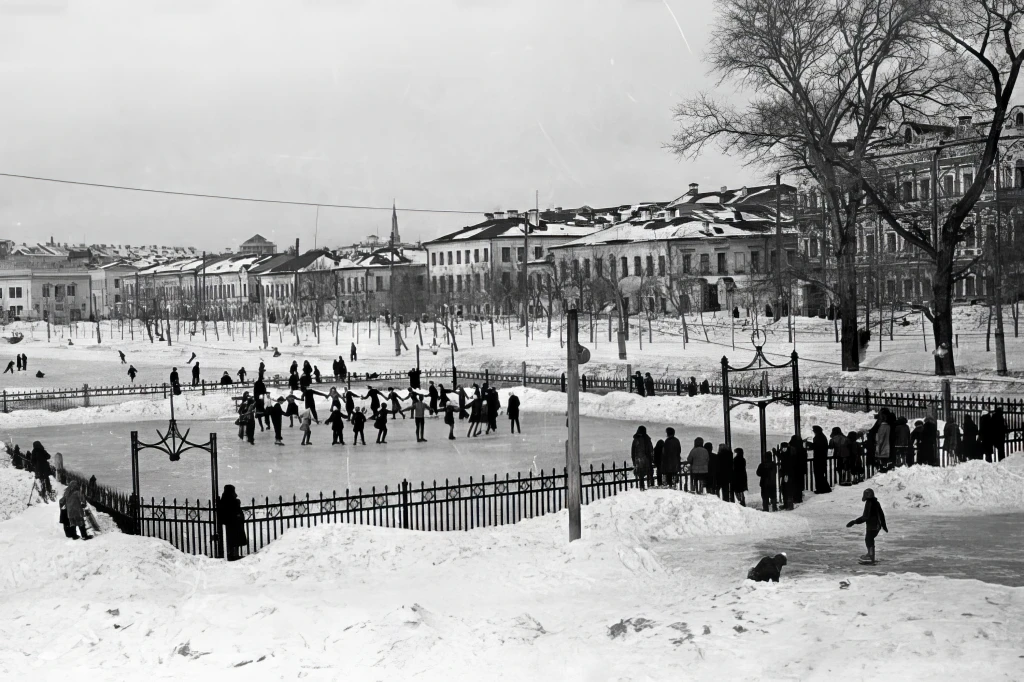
[0,172,485,216]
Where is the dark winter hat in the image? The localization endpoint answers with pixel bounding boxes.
[635,425,647,437]
[666,427,675,436]
[276,397,285,403]
[734,447,744,457]
[862,488,875,501]
[812,425,823,433]
[773,553,788,568]
[694,437,704,446]
[830,427,842,436]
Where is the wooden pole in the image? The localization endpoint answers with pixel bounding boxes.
[566,309,582,543]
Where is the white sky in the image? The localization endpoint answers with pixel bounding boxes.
[0,0,760,251]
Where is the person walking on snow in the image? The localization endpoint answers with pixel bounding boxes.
[237,367,247,383]
[717,443,734,502]
[428,382,440,416]
[169,367,182,396]
[63,481,91,540]
[687,437,709,493]
[31,441,54,502]
[127,365,138,382]
[811,425,831,494]
[847,488,887,564]
[350,342,358,362]
[118,350,126,364]
[191,362,201,386]
[444,403,456,440]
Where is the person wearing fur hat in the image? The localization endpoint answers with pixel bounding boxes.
[847,488,888,564]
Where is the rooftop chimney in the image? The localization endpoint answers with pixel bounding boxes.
[688,183,699,195]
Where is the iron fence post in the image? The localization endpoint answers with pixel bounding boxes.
[83,383,90,408]
[401,479,410,530]
[2,389,6,414]
[941,379,952,422]
[202,380,206,396]
[826,386,833,410]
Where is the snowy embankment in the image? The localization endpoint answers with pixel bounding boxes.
[1,474,1022,680]
[502,387,875,435]
[0,385,876,436]
[807,454,1024,514]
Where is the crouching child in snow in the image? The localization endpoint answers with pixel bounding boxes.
[847,488,888,564]
[747,553,787,582]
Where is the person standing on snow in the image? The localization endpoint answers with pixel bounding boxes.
[169,367,181,395]
[643,372,655,397]
[810,425,831,494]
[127,365,138,383]
[686,437,709,493]
[374,408,389,444]
[661,427,682,488]
[217,485,246,561]
[412,394,428,442]
[350,342,358,362]
[507,392,521,434]
[962,415,979,460]
[631,426,654,490]
[717,443,734,502]
[756,451,778,512]
[237,367,247,383]
[30,441,54,502]
[732,447,748,506]
[847,488,888,564]
[191,362,201,387]
[63,481,92,540]
[3,359,13,374]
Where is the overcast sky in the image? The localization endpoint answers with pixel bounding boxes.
[0,0,760,252]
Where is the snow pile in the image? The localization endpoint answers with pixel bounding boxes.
[500,387,875,435]
[0,392,238,429]
[0,461,36,522]
[823,454,1024,512]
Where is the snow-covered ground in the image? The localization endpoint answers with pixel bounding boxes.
[4,303,1024,398]
[2,456,1023,680]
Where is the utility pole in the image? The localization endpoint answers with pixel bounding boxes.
[774,172,783,322]
[259,275,269,349]
[566,308,583,542]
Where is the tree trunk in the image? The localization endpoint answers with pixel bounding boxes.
[837,248,859,371]
[930,258,956,375]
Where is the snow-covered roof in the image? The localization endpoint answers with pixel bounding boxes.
[200,254,268,275]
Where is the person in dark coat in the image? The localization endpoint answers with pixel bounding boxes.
[732,447,748,506]
[408,367,421,390]
[350,342,358,362]
[284,394,300,428]
[236,392,252,440]
[634,371,646,397]
[242,397,256,445]
[325,406,346,445]
[343,389,358,419]
[351,408,367,445]
[299,371,312,392]
[921,417,938,466]
[30,441,53,501]
[847,431,865,483]
[943,417,961,463]
[428,382,440,416]
[218,484,246,561]
[302,360,313,377]
[653,439,665,486]
[127,365,138,382]
[444,403,456,440]
[962,415,979,460]
[704,441,718,495]
[676,378,683,396]
[756,451,778,512]
[302,388,324,423]
[374,408,389,444]
[270,397,285,445]
[847,487,888,563]
[717,443,734,502]
[191,362,201,386]
[290,360,299,375]
[990,408,1007,461]
[119,350,127,364]
[661,428,682,487]
[63,481,91,540]
[631,426,654,490]
[387,387,408,419]
[893,416,912,467]
[747,553,787,582]
[3,360,13,374]
[687,437,709,493]
[313,366,322,384]
[643,372,655,397]
[258,361,266,381]
[170,367,181,395]
[332,358,341,379]
[687,377,698,397]
[485,388,500,434]
[339,357,348,381]
[220,371,233,385]
[507,392,521,433]
[811,425,831,494]
[363,386,385,418]
[699,379,710,395]
[787,435,806,504]
[237,367,247,383]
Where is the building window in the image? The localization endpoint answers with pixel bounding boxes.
[609,257,617,280]
[483,248,489,262]
[657,255,666,276]
[734,252,746,273]
[376,276,384,291]
[67,284,76,297]
[645,255,654,276]
[583,258,591,279]
[114,278,121,289]
[660,297,667,313]
[474,273,481,290]
[944,175,954,196]
[457,251,462,265]
[456,275,462,292]
[432,277,438,294]
[465,250,470,264]
[501,271,511,287]
[534,246,542,259]
[502,247,511,263]
[887,233,897,252]
[963,172,974,191]
[920,178,930,201]
[114,294,121,303]
[699,254,710,274]
[682,254,692,274]
[621,257,629,277]
[717,253,727,274]
[474,249,479,263]
[866,234,875,254]
[902,181,913,202]
[431,253,436,266]
[809,239,819,258]
[595,258,604,277]
[447,275,454,292]
[634,256,642,276]
[440,277,446,293]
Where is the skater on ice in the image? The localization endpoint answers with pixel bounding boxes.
[847,488,888,565]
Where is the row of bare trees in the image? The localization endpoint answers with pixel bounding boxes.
[670,0,1024,374]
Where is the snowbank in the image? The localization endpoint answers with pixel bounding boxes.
[0,461,36,522]
[500,387,875,435]
[0,392,237,429]
[811,454,1024,512]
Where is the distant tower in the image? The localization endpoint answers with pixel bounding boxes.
[391,201,400,246]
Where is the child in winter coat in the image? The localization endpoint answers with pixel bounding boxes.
[299,408,314,445]
[325,407,345,445]
[847,487,888,563]
[444,404,456,440]
[351,409,367,445]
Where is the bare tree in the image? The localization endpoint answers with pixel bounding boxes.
[669,0,956,371]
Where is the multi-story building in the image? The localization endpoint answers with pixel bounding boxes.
[0,270,32,320]
[545,183,799,316]
[424,209,605,316]
[334,245,428,318]
[91,262,138,319]
[30,270,94,324]
[247,250,341,323]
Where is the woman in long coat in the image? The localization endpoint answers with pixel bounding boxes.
[218,484,246,561]
[962,415,979,460]
[64,481,90,540]
[731,448,748,506]
[631,426,654,490]
[810,425,831,494]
